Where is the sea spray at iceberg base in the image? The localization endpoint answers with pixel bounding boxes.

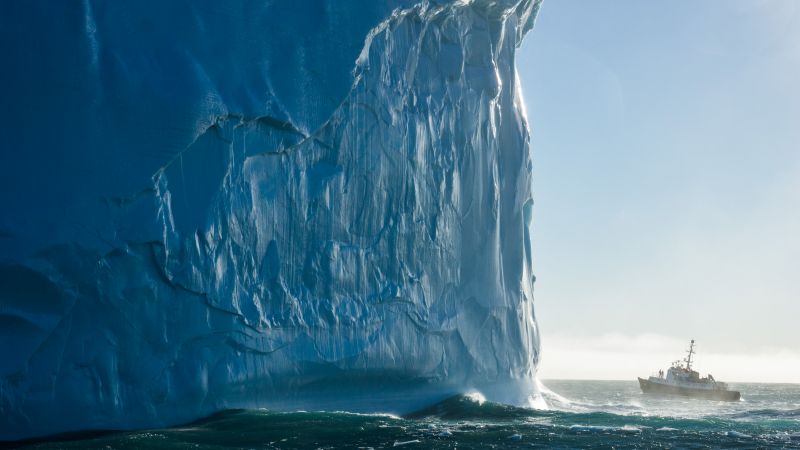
[18,382,800,449]
[0,0,542,440]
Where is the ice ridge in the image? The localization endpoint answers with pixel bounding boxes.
[0,0,542,440]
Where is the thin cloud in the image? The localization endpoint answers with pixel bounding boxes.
[539,333,800,383]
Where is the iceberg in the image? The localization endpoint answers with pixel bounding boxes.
[0,0,542,440]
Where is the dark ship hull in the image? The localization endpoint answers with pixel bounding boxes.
[638,378,741,401]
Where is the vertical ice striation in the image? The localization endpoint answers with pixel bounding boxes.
[0,0,542,440]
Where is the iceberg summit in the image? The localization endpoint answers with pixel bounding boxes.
[0,0,542,440]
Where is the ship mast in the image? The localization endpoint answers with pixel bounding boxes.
[685,339,695,370]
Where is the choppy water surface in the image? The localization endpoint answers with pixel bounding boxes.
[14,380,800,449]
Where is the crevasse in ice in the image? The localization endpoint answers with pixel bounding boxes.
[0,0,542,440]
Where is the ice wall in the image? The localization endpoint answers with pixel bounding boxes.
[0,0,541,440]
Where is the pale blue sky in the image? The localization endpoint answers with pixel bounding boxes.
[517,1,800,381]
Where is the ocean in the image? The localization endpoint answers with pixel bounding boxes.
[10,380,800,449]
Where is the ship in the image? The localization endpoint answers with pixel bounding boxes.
[638,340,741,401]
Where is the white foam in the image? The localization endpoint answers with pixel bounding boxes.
[393,439,421,446]
[464,391,487,405]
[726,431,751,439]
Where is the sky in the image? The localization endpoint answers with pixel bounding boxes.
[517,0,800,383]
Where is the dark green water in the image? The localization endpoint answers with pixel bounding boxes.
[10,381,800,449]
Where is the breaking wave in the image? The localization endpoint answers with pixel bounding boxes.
[10,383,800,449]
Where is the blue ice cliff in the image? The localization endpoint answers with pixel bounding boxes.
[0,0,541,440]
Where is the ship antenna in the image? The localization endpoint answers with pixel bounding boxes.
[685,339,695,370]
